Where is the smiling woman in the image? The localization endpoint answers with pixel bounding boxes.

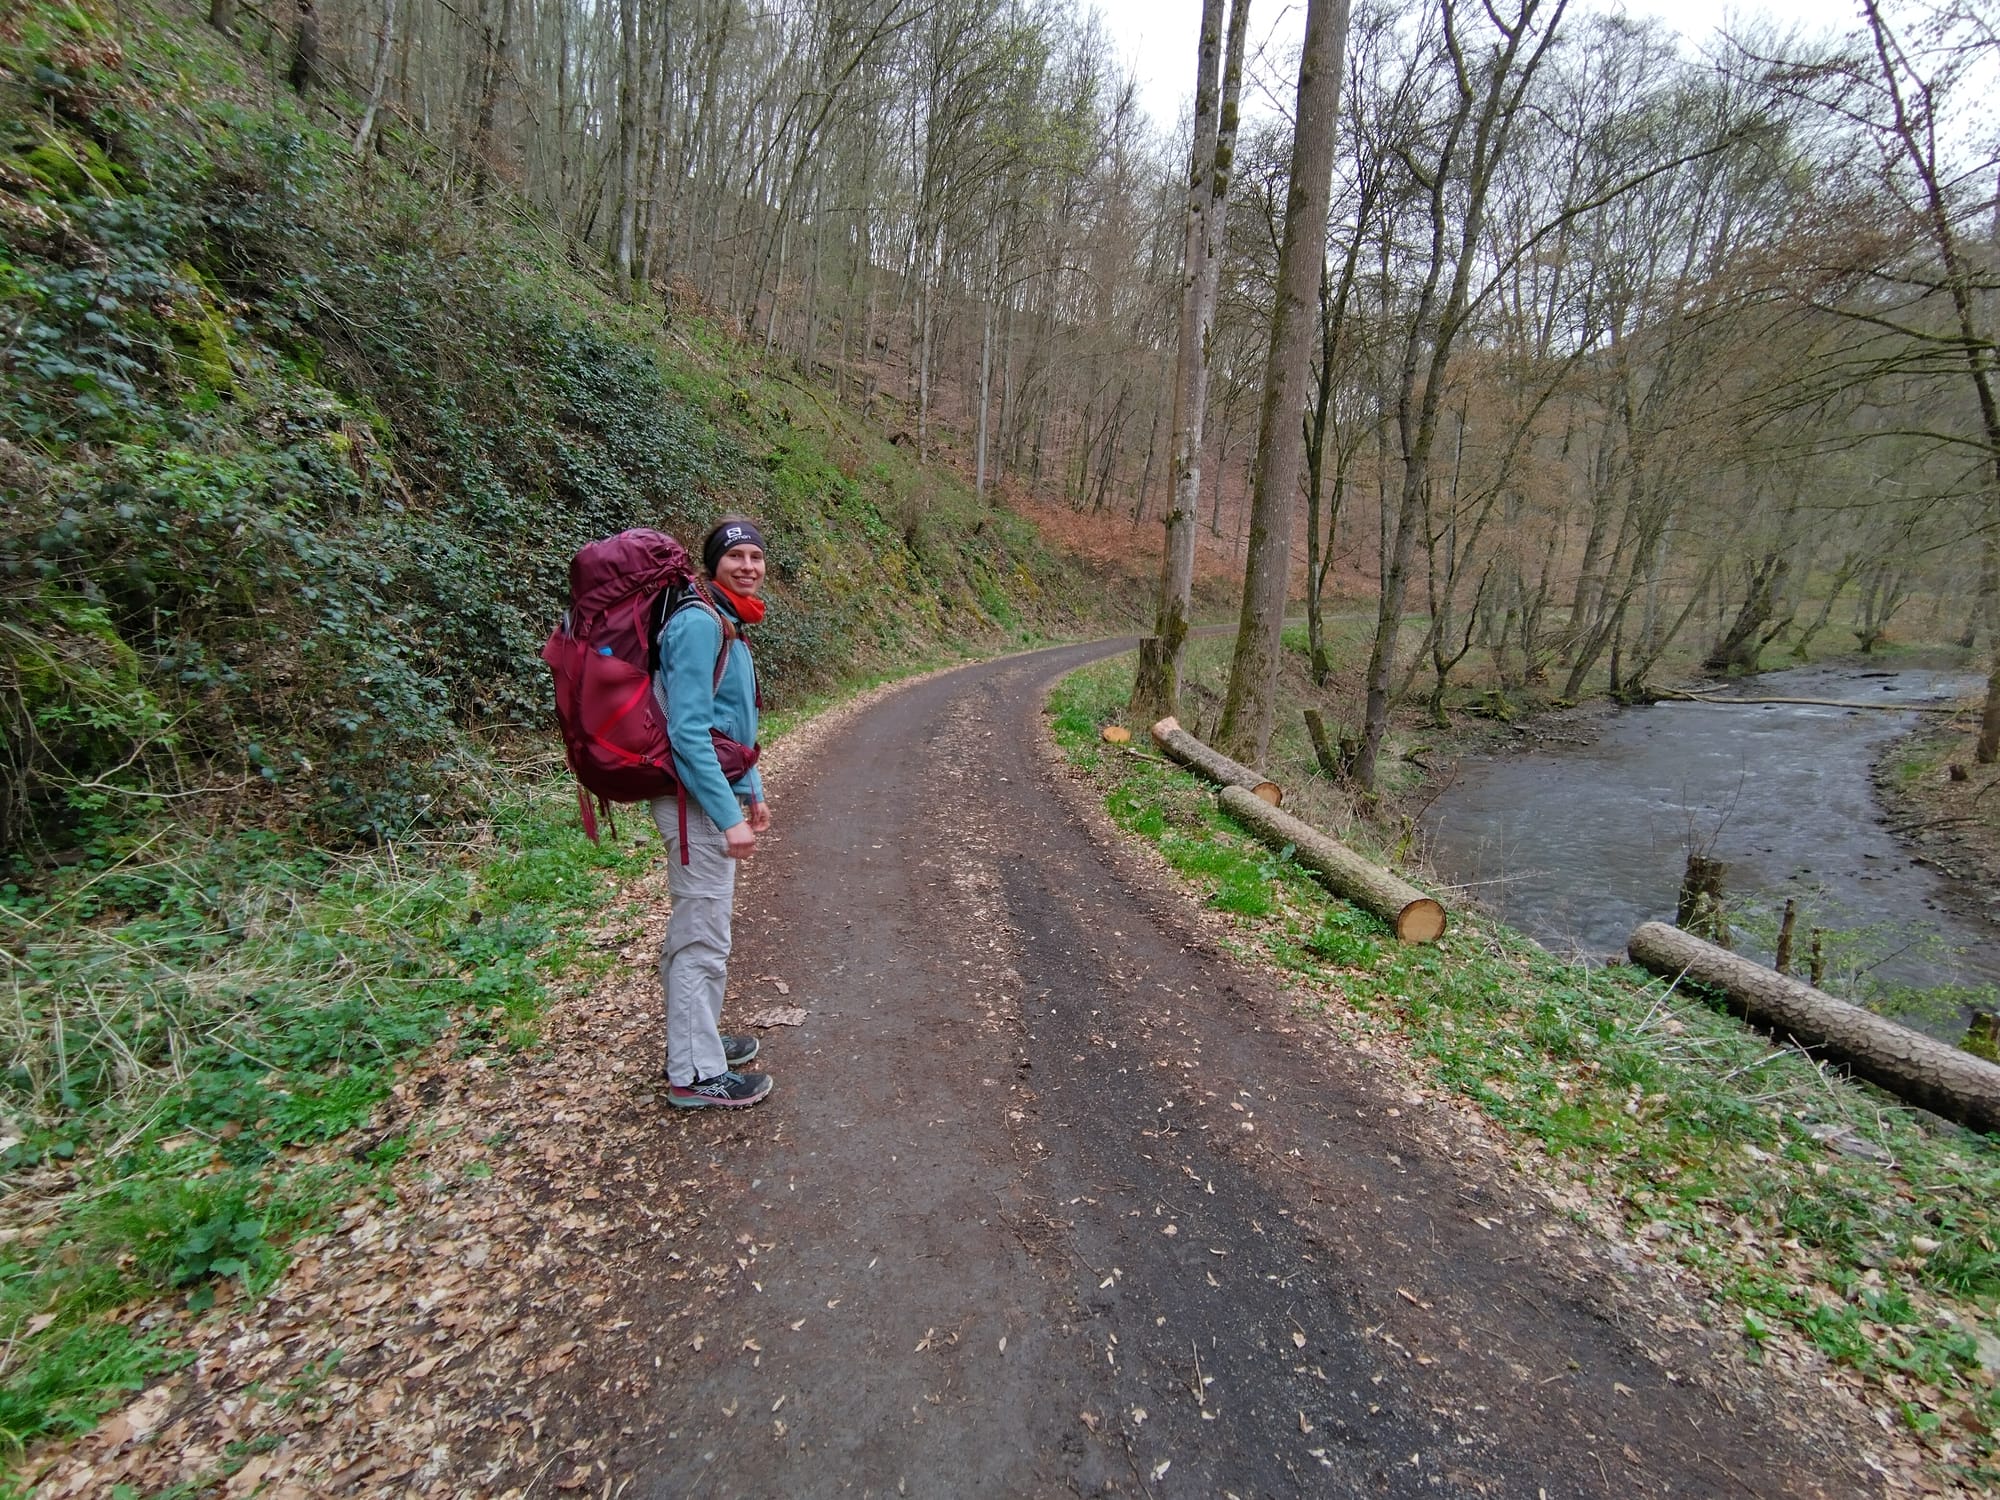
[650,515,777,1109]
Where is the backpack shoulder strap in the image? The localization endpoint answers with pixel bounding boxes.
[662,579,736,691]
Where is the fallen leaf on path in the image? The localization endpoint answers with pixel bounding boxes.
[116,1385,173,1444]
[755,975,791,994]
[747,1006,807,1028]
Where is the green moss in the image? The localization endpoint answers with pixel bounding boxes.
[20,135,123,199]
[166,304,235,396]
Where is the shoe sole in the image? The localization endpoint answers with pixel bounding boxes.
[668,1082,773,1109]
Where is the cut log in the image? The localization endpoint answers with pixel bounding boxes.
[1627,921,2000,1135]
[1217,785,1447,943]
[1152,716,1281,805]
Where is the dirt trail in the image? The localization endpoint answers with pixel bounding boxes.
[578,640,1876,1498]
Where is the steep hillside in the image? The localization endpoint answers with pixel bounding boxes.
[0,0,1124,1456]
[1,0,1111,859]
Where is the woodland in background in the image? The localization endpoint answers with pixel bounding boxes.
[10,0,2000,844]
[0,0,1107,858]
[251,0,2000,776]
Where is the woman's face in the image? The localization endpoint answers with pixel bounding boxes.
[714,542,766,596]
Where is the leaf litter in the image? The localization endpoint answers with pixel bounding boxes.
[11,848,794,1496]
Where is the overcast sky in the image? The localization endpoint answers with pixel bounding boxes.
[1092,0,1858,136]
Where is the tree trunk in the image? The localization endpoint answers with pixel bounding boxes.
[287,0,319,94]
[353,0,399,160]
[1979,647,2000,764]
[1303,707,1356,778]
[1133,0,1249,720]
[1219,786,1447,943]
[975,295,994,496]
[1627,922,2000,1134]
[1703,551,1785,674]
[468,0,514,197]
[208,0,236,34]
[1354,1,1559,789]
[613,0,642,292]
[1151,717,1282,805]
[1217,0,1350,764]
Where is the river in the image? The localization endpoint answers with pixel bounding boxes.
[1420,664,1998,1035]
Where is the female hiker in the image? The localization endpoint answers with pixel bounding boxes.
[654,516,774,1108]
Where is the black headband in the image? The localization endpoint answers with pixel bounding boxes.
[703,521,765,575]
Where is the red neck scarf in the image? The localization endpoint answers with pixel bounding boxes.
[712,580,766,625]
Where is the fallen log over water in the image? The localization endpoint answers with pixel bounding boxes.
[1218,785,1447,943]
[1151,717,1282,805]
[1627,921,2000,1134]
[1650,688,1966,713]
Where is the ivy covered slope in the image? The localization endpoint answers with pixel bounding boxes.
[0,0,1102,1457]
[3,4,1094,857]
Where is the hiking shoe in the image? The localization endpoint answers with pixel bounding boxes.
[656,1036,758,1085]
[668,1070,773,1109]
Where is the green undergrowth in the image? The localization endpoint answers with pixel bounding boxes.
[1050,656,2000,1487]
[0,1,1106,1455]
[1,0,1100,859]
[0,771,653,1453]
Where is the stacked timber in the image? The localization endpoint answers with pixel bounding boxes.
[1628,921,2000,1135]
[1150,717,1282,805]
[1218,785,1447,944]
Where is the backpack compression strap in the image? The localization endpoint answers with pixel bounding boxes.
[662,582,750,865]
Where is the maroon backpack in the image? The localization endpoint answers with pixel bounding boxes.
[541,529,758,844]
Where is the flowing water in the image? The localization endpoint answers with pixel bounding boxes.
[1421,664,1999,1034]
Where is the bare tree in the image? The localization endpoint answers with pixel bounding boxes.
[1216,0,1353,764]
[1133,0,1250,718]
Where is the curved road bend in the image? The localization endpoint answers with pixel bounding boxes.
[602,638,1872,1499]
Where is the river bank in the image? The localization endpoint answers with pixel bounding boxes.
[1054,652,2000,1493]
[1869,706,2000,918]
[1410,656,1999,1032]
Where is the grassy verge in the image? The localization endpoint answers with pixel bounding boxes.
[1050,655,2000,1489]
[0,769,652,1455]
[0,639,1022,1463]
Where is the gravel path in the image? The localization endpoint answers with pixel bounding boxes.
[587,639,1876,1498]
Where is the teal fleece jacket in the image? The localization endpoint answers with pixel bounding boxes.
[654,593,763,830]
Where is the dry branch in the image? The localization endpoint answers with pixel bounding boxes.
[1151,716,1281,805]
[1217,785,1447,944]
[1627,921,2000,1134]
